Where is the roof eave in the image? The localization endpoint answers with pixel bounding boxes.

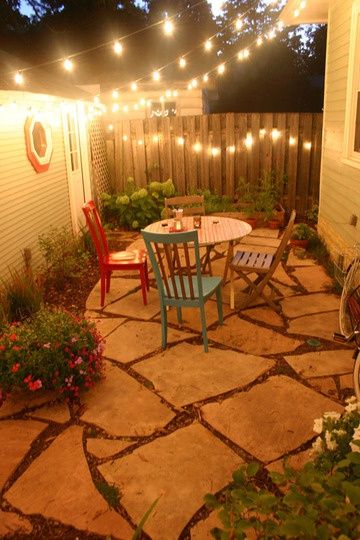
[280,0,329,26]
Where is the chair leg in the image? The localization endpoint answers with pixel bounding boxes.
[230,266,235,310]
[139,265,148,305]
[106,270,112,293]
[199,303,209,352]
[160,304,168,349]
[176,306,182,324]
[215,286,223,324]
[145,260,150,291]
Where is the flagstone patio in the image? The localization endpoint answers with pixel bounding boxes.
[0,229,354,539]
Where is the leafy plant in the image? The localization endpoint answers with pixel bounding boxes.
[0,266,43,325]
[39,226,90,289]
[291,223,317,241]
[306,203,319,225]
[0,307,104,402]
[199,189,237,214]
[205,399,360,539]
[102,178,176,230]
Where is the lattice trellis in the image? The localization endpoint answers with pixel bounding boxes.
[89,118,112,210]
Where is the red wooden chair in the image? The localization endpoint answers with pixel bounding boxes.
[82,201,149,307]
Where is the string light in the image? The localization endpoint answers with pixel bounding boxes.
[138,139,144,146]
[164,19,174,36]
[235,18,243,30]
[152,70,161,81]
[193,142,202,152]
[245,133,253,149]
[173,90,179,97]
[204,39,213,52]
[300,1,307,8]
[14,72,24,85]
[271,128,281,141]
[191,78,198,88]
[123,105,129,113]
[122,134,128,141]
[289,136,296,146]
[294,9,300,17]
[257,37,263,46]
[268,29,276,39]
[113,41,123,55]
[112,90,119,99]
[217,63,225,75]
[304,141,312,150]
[211,147,220,157]
[179,57,187,68]
[112,103,120,112]
[259,128,266,137]
[165,89,172,98]
[203,73,209,83]
[177,137,185,145]
[63,58,73,72]
[152,134,160,143]
[131,82,138,91]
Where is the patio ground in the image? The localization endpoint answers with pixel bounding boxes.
[0,228,353,540]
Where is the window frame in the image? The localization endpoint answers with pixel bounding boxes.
[343,0,360,168]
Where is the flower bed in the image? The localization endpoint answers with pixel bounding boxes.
[0,308,104,402]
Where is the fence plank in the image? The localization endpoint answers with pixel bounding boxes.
[106,112,323,217]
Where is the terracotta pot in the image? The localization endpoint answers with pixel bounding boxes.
[290,239,309,249]
[244,217,257,229]
[267,219,281,230]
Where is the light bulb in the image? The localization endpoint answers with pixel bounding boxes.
[123,105,129,113]
[108,124,114,131]
[113,41,123,55]
[153,134,160,143]
[217,63,225,75]
[289,136,296,146]
[131,82,138,91]
[228,145,236,153]
[204,39,213,52]
[140,98,146,106]
[259,128,266,137]
[211,147,220,157]
[257,37,263,46]
[177,137,185,145]
[203,74,209,83]
[164,19,174,35]
[268,29,276,39]
[173,90,178,97]
[191,78,198,88]
[152,70,160,82]
[123,135,128,142]
[300,1,307,9]
[271,128,281,141]
[235,18,243,30]
[112,103,120,112]
[63,58,73,71]
[193,142,202,152]
[294,8,300,17]
[112,90,119,99]
[179,57,187,68]
[245,133,253,149]
[243,49,250,59]
[14,72,24,85]
[304,141,312,150]
[138,139,144,145]
[165,89,172,98]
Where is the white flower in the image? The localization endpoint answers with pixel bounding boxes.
[345,396,357,404]
[325,430,338,451]
[313,418,323,434]
[352,424,360,440]
[333,429,346,437]
[312,436,323,454]
[345,402,358,413]
[323,411,341,421]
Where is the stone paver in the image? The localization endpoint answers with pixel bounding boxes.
[285,350,353,378]
[249,228,280,239]
[340,373,355,391]
[30,401,71,423]
[87,438,134,459]
[99,423,241,540]
[293,266,333,292]
[243,307,285,328]
[134,343,275,407]
[81,361,175,436]
[267,448,314,474]
[86,278,142,311]
[94,317,126,337]
[0,511,33,536]
[5,426,133,539]
[104,288,161,319]
[287,311,340,341]
[308,377,338,398]
[191,511,222,540]
[241,236,281,248]
[287,251,317,267]
[0,391,56,419]
[201,376,342,462]
[281,292,340,318]
[104,320,196,363]
[0,420,47,490]
[273,264,298,287]
[164,300,231,332]
[208,316,302,356]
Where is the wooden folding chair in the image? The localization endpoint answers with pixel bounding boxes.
[164,195,205,217]
[229,210,296,311]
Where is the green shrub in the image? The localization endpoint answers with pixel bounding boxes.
[291,223,317,241]
[205,399,360,539]
[200,190,237,214]
[0,266,43,326]
[0,307,104,402]
[39,226,90,289]
[102,178,175,230]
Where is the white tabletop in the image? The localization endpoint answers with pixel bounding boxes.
[144,215,252,247]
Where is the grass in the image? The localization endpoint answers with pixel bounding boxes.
[95,480,120,509]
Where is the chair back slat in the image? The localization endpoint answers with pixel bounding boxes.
[82,201,109,263]
[164,195,205,218]
[142,229,202,301]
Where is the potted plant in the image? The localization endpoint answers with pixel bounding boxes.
[266,209,282,229]
[290,223,316,249]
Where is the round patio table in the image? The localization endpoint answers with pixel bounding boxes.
[144,215,252,282]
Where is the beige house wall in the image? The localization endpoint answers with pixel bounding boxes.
[0,90,72,279]
[318,0,360,262]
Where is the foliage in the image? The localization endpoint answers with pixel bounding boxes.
[101,178,175,230]
[306,203,319,225]
[131,496,161,540]
[200,190,237,214]
[0,266,43,326]
[0,307,104,402]
[237,171,286,220]
[291,223,317,241]
[205,399,360,539]
[95,480,120,509]
[38,226,90,290]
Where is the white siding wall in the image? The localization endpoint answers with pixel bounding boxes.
[0,91,72,279]
[319,0,360,256]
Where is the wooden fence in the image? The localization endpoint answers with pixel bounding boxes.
[105,112,323,217]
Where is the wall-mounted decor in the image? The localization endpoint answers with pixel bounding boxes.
[24,115,53,172]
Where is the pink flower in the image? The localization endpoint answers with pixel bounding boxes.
[11,363,20,373]
[24,374,32,383]
[12,345,21,351]
[71,337,78,343]
[28,379,42,391]
[75,357,83,365]
[43,343,51,349]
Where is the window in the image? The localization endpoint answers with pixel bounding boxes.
[344,0,360,164]
[150,101,177,118]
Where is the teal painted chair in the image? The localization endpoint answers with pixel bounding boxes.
[141,229,223,352]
